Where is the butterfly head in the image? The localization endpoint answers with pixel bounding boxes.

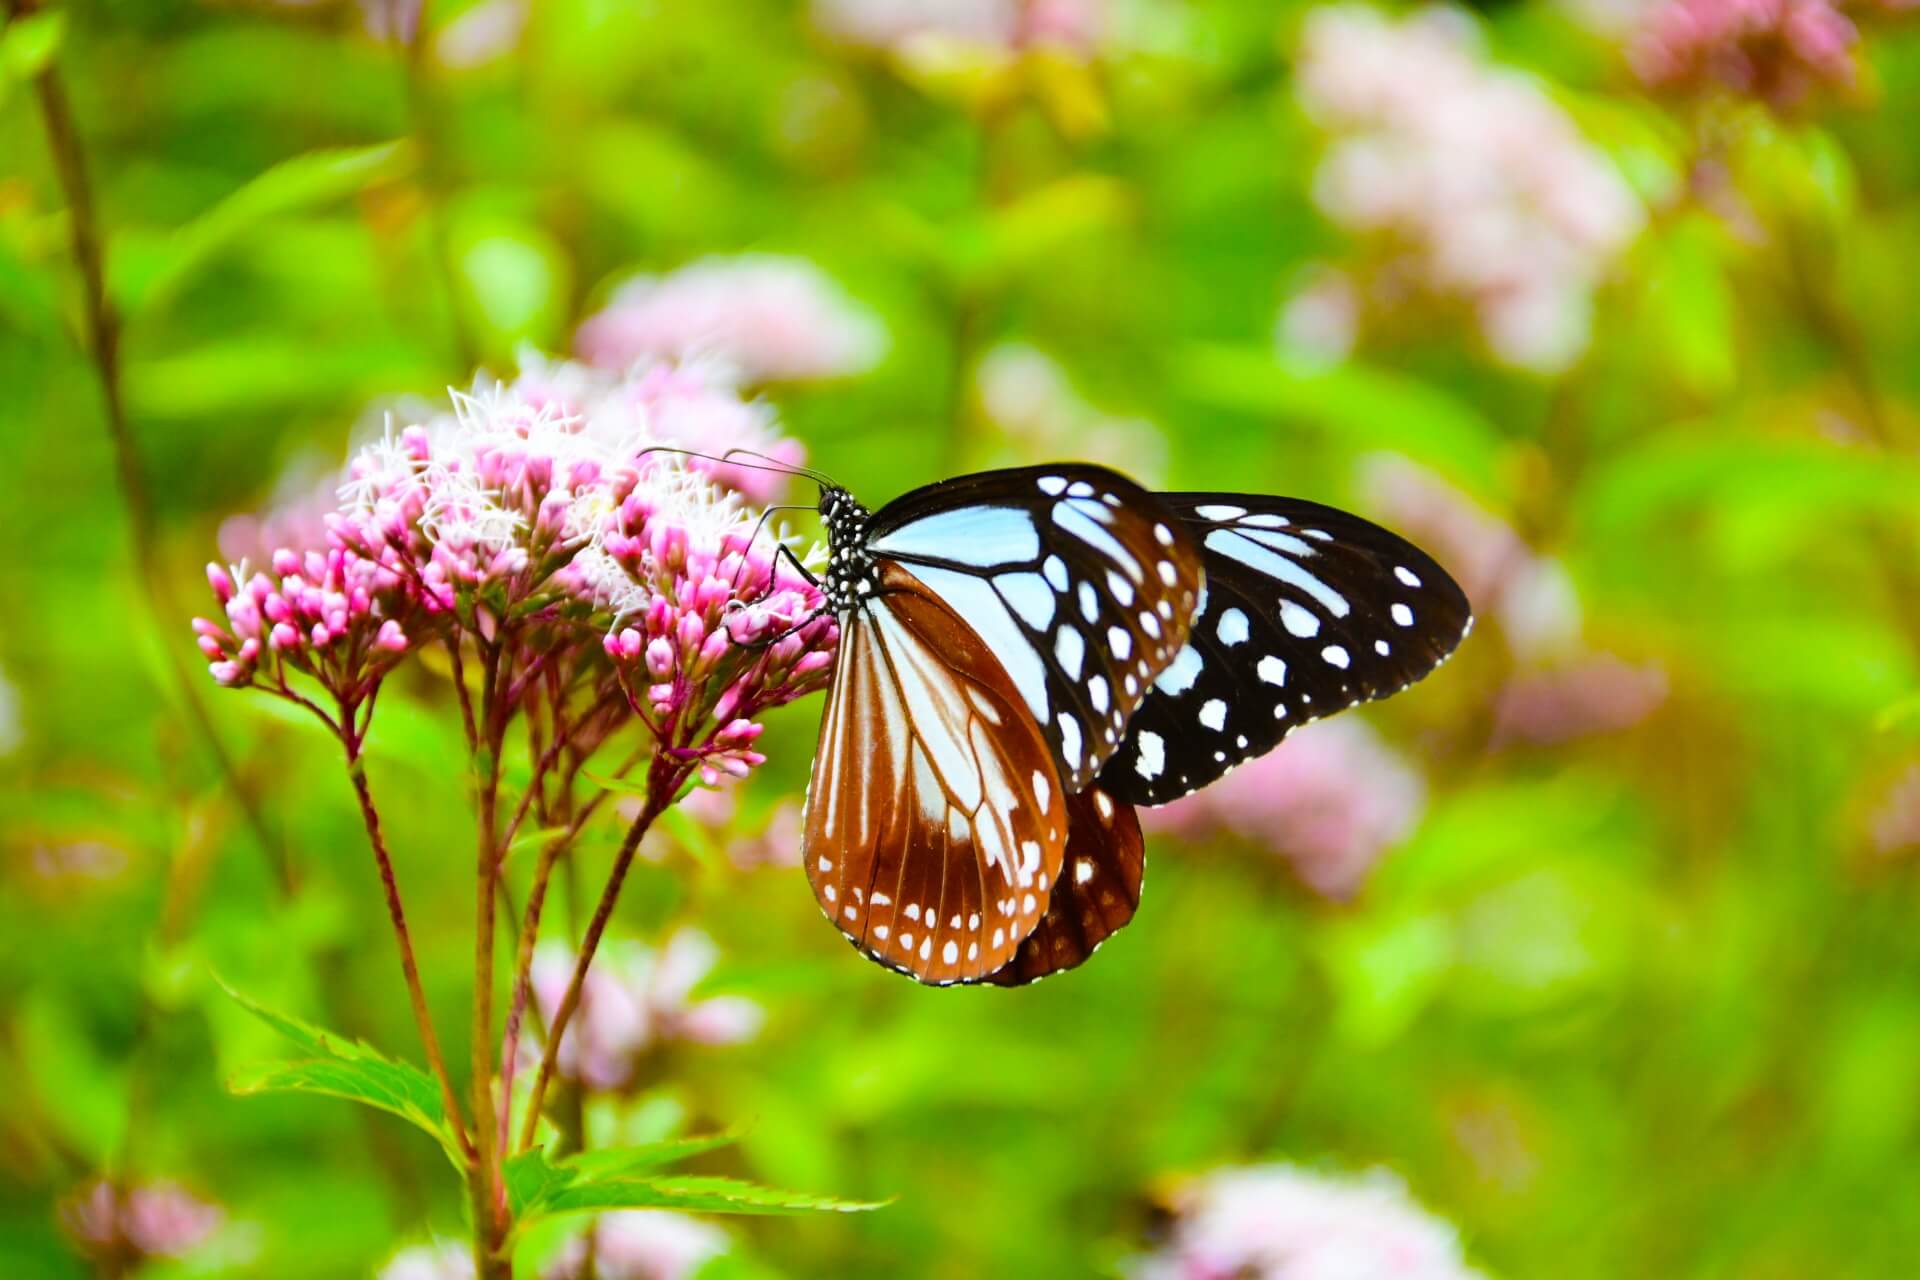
[818,485,877,613]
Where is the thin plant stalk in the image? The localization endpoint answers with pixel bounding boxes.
[11,0,292,895]
[517,761,685,1153]
[340,727,476,1163]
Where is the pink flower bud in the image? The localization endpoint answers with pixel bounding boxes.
[646,637,676,680]
[272,548,300,577]
[206,563,235,604]
[310,623,330,646]
[209,661,245,685]
[793,650,833,677]
[677,613,706,652]
[270,623,300,650]
[197,635,224,659]
[191,617,223,639]
[376,620,408,652]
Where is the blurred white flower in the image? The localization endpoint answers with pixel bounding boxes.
[1144,719,1425,900]
[812,0,1110,56]
[525,931,763,1091]
[545,1211,730,1280]
[578,255,884,386]
[977,343,1167,483]
[1137,1164,1487,1280]
[380,1241,474,1280]
[0,663,21,757]
[1293,5,1643,373]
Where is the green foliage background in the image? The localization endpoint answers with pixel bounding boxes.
[5,0,1920,1276]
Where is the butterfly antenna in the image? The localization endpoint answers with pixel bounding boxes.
[632,445,836,491]
[717,447,839,491]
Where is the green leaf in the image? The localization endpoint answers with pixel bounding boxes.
[537,1174,886,1217]
[583,769,651,796]
[564,1132,740,1178]
[2,9,65,80]
[506,1144,881,1228]
[217,981,460,1164]
[121,140,415,318]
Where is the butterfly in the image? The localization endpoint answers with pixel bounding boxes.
[792,464,1470,987]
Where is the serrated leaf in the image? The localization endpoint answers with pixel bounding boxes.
[122,140,415,317]
[564,1132,739,1178]
[537,1174,885,1217]
[217,981,460,1164]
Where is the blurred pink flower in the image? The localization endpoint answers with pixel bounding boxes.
[1358,454,1582,663]
[525,931,763,1091]
[977,343,1168,483]
[381,1241,474,1280]
[1632,0,1859,106]
[61,1179,224,1265]
[1138,1164,1486,1280]
[727,798,806,870]
[545,1211,730,1280]
[1276,266,1361,365]
[1294,6,1643,373]
[434,0,527,68]
[0,663,19,758]
[1867,763,1920,857]
[812,0,1109,56]
[1492,655,1669,746]
[1145,719,1424,900]
[578,256,884,387]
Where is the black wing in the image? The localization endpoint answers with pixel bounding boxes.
[864,464,1205,791]
[1098,495,1471,805]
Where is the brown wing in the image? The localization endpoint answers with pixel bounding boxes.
[984,784,1145,987]
[803,561,1069,985]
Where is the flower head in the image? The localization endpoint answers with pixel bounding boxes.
[578,255,884,388]
[1293,6,1643,372]
[1137,1164,1486,1280]
[1144,719,1425,900]
[524,931,763,1091]
[1632,0,1861,107]
[1492,655,1670,747]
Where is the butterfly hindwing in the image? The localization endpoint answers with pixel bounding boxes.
[983,785,1144,987]
[803,560,1069,985]
[863,465,1206,791]
[1100,495,1472,805]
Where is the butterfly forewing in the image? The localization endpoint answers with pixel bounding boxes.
[803,561,1069,985]
[1100,495,1472,805]
[864,465,1206,791]
[984,785,1145,987]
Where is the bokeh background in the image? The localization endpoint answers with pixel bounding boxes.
[5,0,1920,1276]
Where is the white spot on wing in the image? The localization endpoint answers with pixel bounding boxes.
[1322,644,1350,669]
[1395,565,1422,587]
[1280,602,1320,638]
[1038,475,1067,495]
[1257,655,1287,685]
[1154,646,1203,696]
[1216,608,1250,646]
[1391,602,1415,627]
[1055,625,1085,678]
[1199,698,1227,730]
[1195,503,1246,521]
[1135,732,1166,779]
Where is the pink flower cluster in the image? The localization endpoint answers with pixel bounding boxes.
[1145,719,1426,900]
[1137,1164,1486,1280]
[578,256,884,389]
[60,1178,224,1264]
[524,931,763,1091]
[1631,0,1864,106]
[195,358,836,786]
[1292,6,1645,373]
[589,471,836,782]
[544,1211,730,1280]
[1866,762,1920,858]
[811,0,1110,57]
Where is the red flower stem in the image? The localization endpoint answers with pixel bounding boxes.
[497,691,620,858]
[340,728,475,1162]
[470,639,509,1271]
[496,741,639,1154]
[516,757,684,1154]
